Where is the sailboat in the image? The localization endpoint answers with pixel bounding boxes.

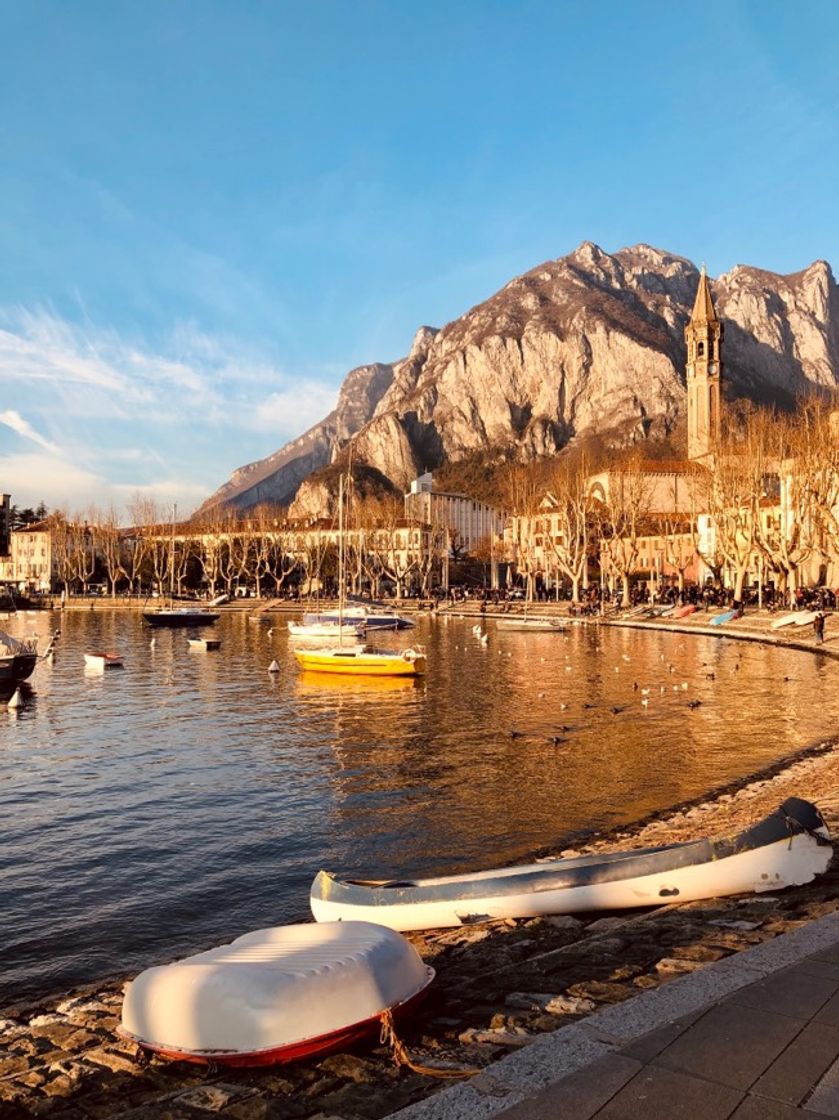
[143,505,220,629]
[293,477,426,677]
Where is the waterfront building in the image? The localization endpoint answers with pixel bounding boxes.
[404,472,505,556]
[7,520,55,592]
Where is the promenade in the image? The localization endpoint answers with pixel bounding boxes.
[394,913,839,1120]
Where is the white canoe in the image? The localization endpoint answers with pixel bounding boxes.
[771,610,819,630]
[119,921,433,1067]
[310,798,832,932]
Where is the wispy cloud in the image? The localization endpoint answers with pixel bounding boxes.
[0,307,342,515]
[254,383,337,435]
[0,410,61,454]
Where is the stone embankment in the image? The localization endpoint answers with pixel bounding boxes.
[3,734,839,1120]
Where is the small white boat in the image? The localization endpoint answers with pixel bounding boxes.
[187,638,221,650]
[84,651,124,669]
[119,921,434,1067]
[771,610,819,630]
[495,617,567,632]
[308,606,414,631]
[288,620,366,640]
[310,798,832,932]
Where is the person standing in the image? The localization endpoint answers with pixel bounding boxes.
[814,611,825,645]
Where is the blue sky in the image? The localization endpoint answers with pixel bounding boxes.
[1,0,837,517]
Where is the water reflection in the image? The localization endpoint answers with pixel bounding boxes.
[1,608,837,1006]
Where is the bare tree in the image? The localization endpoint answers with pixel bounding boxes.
[594,454,654,606]
[503,463,543,599]
[699,416,766,605]
[96,505,127,596]
[542,457,593,603]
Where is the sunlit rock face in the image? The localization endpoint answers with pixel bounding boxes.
[201,245,839,513]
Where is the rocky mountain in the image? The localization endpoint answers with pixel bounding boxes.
[199,243,839,515]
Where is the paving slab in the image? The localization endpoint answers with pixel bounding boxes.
[750,1023,839,1105]
[593,1064,743,1120]
[651,1001,807,1090]
[807,1054,839,1116]
[727,965,839,1019]
[485,1054,641,1120]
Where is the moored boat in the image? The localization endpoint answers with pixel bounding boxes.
[306,606,414,631]
[310,798,832,932]
[119,921,434,1067]
[293,645,426,676]
[84,651,124,669]
[0,630,38,684]
[494,617,566,633]
[289,619,366,640]
[143,608,220,628]
[187,637,221,650]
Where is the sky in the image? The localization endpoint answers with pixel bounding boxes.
[1,0,838,519]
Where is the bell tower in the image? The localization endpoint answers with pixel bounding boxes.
[685,266,723,461]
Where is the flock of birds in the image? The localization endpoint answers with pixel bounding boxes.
[454,621,761,749]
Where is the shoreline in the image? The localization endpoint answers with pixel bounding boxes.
[3,613,839,1117]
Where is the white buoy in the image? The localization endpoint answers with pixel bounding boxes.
[268,659,280,673]
[150,637,156,648]
[267,628,274,636]
[8,688,23,710]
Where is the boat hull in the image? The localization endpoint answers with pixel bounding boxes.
[494,618,566,632]
[310,799,832,932]
[771,610,818,630]
[143,610,220,628]
[0,653,37,683]
[293,648,425,676]
[119,922,434,1068]
[84,652,123,668]
[310,609,414,631]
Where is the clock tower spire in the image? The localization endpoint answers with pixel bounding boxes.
[685,265,723,461]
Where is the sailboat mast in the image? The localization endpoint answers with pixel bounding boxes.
[337,477,344,631]
[169,503,177,600]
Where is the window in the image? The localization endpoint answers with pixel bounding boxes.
[697,341,705,357]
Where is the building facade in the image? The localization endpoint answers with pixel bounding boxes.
[403,473,506,555]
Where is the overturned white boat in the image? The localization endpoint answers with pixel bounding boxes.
[119,921,433,1067]
[310,798,833,932]
[494,616,567,633]
[771,610,819,630]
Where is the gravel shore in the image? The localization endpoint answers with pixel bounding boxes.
[3,609,838,1119]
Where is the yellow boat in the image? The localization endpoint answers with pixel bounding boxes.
[293,646,426,676]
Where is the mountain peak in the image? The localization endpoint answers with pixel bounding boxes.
[200,243,839,515]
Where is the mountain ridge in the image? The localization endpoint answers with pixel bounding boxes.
[197,243,839,516]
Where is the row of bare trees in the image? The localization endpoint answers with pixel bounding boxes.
[40,493,452,599]
[503,401,839,608]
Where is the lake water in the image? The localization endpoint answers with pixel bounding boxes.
[2,608,836,1007]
